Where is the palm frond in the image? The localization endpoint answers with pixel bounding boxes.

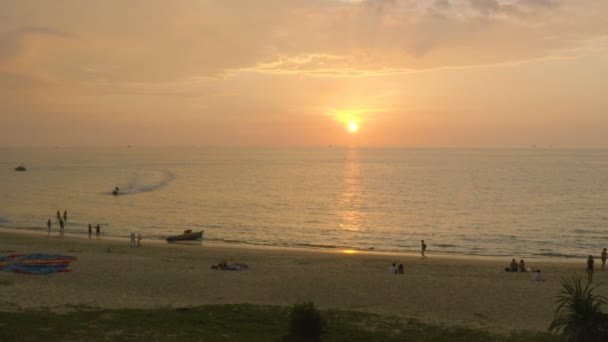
[549,276,608,342]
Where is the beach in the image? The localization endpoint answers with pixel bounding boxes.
[0,229,606,334]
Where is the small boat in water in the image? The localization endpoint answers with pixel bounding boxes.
[15,165,26,171]
[166,230,204,242]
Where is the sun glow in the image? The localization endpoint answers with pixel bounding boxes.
[327,108,366,135]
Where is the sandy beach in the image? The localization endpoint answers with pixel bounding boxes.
[0,229,606,333]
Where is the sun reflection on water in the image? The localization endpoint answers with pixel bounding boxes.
[339,147,364,231]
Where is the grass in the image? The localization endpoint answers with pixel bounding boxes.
[0,304,558,341]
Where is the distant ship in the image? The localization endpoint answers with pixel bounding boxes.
[15,165,26,172]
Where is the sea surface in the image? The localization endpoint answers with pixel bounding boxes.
[1,147,607,260]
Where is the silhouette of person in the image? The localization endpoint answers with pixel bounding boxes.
[602,248,607,271]
[56,210,61,221]
[518,259,526,272]
[137,233,142,247]
[95,224,100,239]
[47,219,51,236]
[88,224,92,239]
[421,240,427,260]
[63,210,67,221]
[59,219,64,237]
[534,269,544,282]
[587,255,595,283]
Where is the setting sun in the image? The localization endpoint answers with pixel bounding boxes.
[348,122,359,133]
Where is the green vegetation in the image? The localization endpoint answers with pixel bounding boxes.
[549,276,608,342]
[0,304,557,341]
[288,301,325,339]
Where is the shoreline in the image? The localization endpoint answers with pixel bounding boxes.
[0,226,587,264]
[1,228,606,333]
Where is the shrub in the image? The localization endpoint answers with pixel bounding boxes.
[549,276,608,342]
[289,301,325,339]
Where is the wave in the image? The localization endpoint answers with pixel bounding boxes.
[293,243,337,249]
[204,237,378,252]
[532,252,582,259]
[572,228,605,234]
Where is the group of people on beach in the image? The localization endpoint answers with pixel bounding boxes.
[87,224,101,239]
[586,248,607,283]
[389,262,405,274]
[46,210,102,239]
[44,209,150,248]
[130,232,142,247]
[47,210,68,237]
[503,247,608,284]
[505,259,528,272]
[503,259,544,282]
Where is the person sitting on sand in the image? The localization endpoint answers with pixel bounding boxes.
[533,269,544,282]
[211,260,228,270]
[507,258,518,272]
[389,262,397,274]
[518,259,526,272]
[211,260,248,270]
[397,263,404,274]
[224,263,248,271]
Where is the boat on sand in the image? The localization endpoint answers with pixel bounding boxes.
[166,230,204,242]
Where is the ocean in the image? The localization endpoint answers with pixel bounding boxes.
[1,147,607,260]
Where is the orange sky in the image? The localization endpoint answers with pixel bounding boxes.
[1,0,607,147]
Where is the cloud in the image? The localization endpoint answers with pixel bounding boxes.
[0,0,606,84]
[0,27,71,64]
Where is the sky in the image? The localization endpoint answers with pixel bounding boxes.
[0,0,607,147]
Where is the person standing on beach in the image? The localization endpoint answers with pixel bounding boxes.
[130,233,136,247]
[137,233,142,247]
[421,240,427,260]
[95,224,100,239]
[47,219,51,236]
[63,210,67,221]
[88,224,92,239]
[601,248,607,271]
[587,255,595,283]
[59,219,64,237]
[56,210,61,221]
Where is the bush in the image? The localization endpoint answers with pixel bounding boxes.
[549,276,608,342]
[289,301,325,339]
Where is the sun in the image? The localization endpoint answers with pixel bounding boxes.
[347,122,359,133]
